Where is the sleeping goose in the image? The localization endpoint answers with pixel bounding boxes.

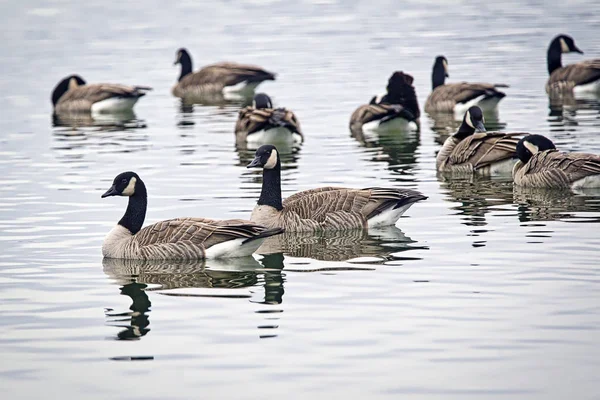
[545,34,600,96]
[424,56,507,116]
[101,171,283,260]
[235,93,303,144]
[246,145,427,232]
[350,71,420,133]
[52,75,151,114]
[513,134,600,189]
[436,106,523,175]
[172,48,276,101]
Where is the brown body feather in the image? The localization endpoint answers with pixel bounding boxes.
[103,217,283,260]
[546,59,600,94]
[251,187,427,232]
[235,106,303,141]
[425,82,506,113]
[55,83,151,113]
[173,62,275,99]
[513,149,600,188]
[437,132,523,173]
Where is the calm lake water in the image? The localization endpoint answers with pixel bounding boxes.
[1,1,600,399]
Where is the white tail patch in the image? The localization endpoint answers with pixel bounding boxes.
[91,97,139,114]
[223,82,260,100]
[246,128,301,145]
[572,175,600,189]
[367,203,415,228]
[362,117,417,133]
[454,95,501,118]
[204,237,266,258]
[573,79,600,95]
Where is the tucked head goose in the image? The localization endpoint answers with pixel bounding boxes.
[350,71,420,133]
[235,93,303,144]
[424,56,507,116]
[51,75,151,114]
[513,134,600,188]
[545,34,600,95]
[436,106,523,175]
[101,171,283,260]
[172,48,276,101]
[246,145,427,232]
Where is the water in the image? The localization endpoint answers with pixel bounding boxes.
[1,1,600,399]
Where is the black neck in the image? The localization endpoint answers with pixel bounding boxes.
[258,164,283,211]
[179,54,193,82]
[432,63,446,90]
[547,40,562,75]
[118,181,147,234]
[455,120,475,140]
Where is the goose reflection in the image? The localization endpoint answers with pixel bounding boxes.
[513,186,600,223]
[103,256,286,339]
[104,281,151,341]
[53,110,147,131]
[548,94,600,128]
[257,227,422,263]
[440,177,514,247]
[175,99,242,129]
[351,125,420,174]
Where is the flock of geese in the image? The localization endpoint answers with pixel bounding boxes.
[50,34,600,261]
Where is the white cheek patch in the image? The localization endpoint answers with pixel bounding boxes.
[560,38,569,53]
[68,78,79,90]
[122,177,137,196]
[443,59,448,75]
[252,99,257,108]
[523,141,539,155]
[267,99,273,108]
[465,111,474,129]
[264,150,278,169]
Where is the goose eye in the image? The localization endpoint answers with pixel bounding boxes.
[121,178,128,184]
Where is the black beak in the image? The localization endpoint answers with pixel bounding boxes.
[101,185,119,198]
[173,61,178,66]
[247,156,263,168]
[573,45,584,54]
[445,72,449,78]
[475,121,486,133]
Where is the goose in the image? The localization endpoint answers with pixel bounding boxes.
[350,71,420,133]
[172,48,276,101]
[246,145,427,232]
[235,93,303,144]
[424,56,507,116]
[436,106,523,175]
[52,75,151,114]
[101,171,284,260]
[545,34,600,96]
[513,134,600,189]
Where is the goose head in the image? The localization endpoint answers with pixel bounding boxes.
[102,171,141,198]
[247,145,280,170]
[252,93,273,109]
[174,48,193,81]
[455,106,486,139]
[516,135,557,164]
[551,34,584,55]
[51,74,86,106]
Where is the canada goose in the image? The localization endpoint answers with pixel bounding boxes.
[246,145,427,232]
[51,75,151,114]
[545,34,600,95]
[513,134,600,189]
[436,106,523,175]
[235,93,303,144]
[101,171,283,260]
[172,48,276,101]
[350,71,420,133]
[424,56,507,116]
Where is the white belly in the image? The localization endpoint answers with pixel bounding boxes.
[573,79,600,95]
[571,174,600,189]
[204,237,265,258]
[223,81,260,100]
[362,117,417,133]
[246,127,302,144]
[453,95,502,118]
[367,203,414,228]
[91,97,139,114]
